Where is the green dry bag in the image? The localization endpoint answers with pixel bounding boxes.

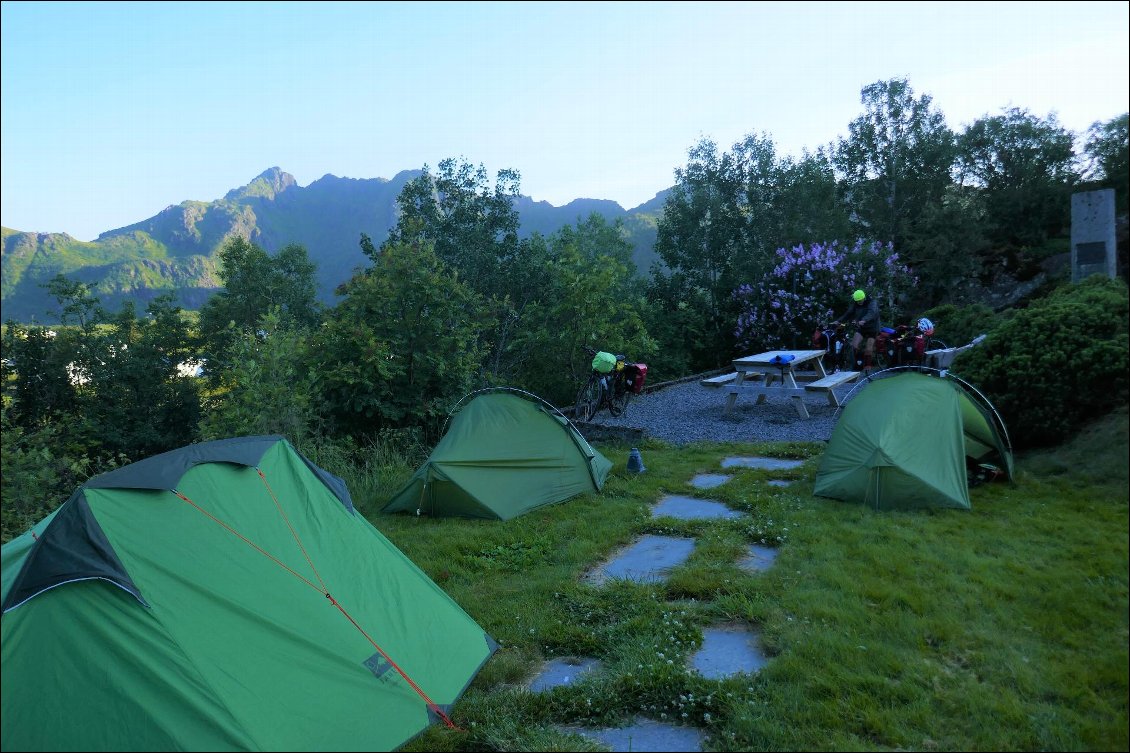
[592,351,617,373]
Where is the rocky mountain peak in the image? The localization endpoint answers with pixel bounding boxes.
[223,167,297,202]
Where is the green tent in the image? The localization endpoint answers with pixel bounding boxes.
[814,371,1013,510]
[1,435,496,752]
[381,390,612,520]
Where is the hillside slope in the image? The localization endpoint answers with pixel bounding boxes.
[1,168,667,322]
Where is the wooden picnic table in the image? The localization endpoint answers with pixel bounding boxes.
[723,349,860,418]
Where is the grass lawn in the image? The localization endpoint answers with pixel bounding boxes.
[352,407,1129,752]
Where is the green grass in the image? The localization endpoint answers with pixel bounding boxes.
[346,416,1128,752]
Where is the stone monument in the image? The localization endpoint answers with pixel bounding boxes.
[1071,189,1117,282]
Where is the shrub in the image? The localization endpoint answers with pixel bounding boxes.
[955,276,1129,448]
[733,240,916,353]
[198,310,320,445]
[0,404,140,543]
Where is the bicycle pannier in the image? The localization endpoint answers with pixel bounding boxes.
[626,363,648,393]
[898,331,926,365]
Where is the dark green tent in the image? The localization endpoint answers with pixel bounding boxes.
[1,435,496,751]
[814,371,1013,510]
[381,390,612,520]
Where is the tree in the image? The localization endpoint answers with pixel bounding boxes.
[653,135,861,371]
[510,214,655,404]
[44,274,104,334]
[834,78,957,249]
[199,308,320,444]
[1082,112,1129,209]
[654,138,745,317]
[197,237,321,380]
[384,157,550,381]
[1,322,79,429]
[81,294,201,460]
[317,240,485,440]
[2,275,106,429]
[775,149,854,247]
[652,137,773,369]
[201,237,320,329]
[899,187,990,309]
[385,157,524,297]
[957,107,1077,248]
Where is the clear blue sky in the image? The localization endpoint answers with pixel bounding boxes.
[2,1,1127,241]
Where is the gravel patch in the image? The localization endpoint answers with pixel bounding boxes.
[581,380,858,446]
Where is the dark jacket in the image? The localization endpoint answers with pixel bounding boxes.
[834,297,881,336]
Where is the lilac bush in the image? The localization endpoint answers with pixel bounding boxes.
[733,240,916,352]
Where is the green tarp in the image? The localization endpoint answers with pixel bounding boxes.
[1,436,496,752]
[381,391,612,520]
[814,372,1013,510]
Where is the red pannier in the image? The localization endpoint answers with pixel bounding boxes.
[625,363,648,394]
[871,327,893,367]
[897,331,926,365]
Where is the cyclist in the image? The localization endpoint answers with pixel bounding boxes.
[830,289,880,370]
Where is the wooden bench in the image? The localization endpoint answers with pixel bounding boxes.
[700,372,738,388]
[803,371,860,406]
[703,372,769,388]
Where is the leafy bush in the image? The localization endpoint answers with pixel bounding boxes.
[198,309,320,444]
[955,276,1129,448]
[2,416,74,542]
[317,241,485,442]
[0,406,124,542]
[733,240,917,352]
[299,431,428,516]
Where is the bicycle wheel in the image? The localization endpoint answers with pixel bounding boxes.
[574,377,601,421]
[608,379,631,417]
[832,339,850,373]
[872,349,891,370]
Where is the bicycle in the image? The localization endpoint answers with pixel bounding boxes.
[574,347,640,421]
[812,323,851,374]
[870,319,947,370]
[822,323,884,373]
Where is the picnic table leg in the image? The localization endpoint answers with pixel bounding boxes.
[783,366,811,417]
[724,372,746,415]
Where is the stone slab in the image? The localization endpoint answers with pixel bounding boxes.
[689,473,731,489]
[721,456,804,471]
[690,624,768,679]
[651,495,744,521]
[565,717,705,752]
[528,657,601,692]
[585,535,696,585]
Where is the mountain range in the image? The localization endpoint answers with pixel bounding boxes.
[1,167,669,322]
